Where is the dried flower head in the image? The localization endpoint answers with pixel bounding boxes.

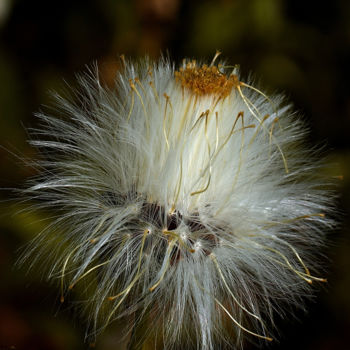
[21,53,335,349]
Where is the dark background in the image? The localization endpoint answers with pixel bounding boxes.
[0,0,349,349]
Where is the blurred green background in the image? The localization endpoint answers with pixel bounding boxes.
[0,0,349,349]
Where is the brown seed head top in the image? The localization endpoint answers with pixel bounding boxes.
[175,60,240,98]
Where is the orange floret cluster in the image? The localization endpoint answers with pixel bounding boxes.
[175,61,240,97]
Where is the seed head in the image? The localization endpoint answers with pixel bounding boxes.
[21,54,336,349]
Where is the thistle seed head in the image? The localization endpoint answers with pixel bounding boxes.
[21,54,336,349]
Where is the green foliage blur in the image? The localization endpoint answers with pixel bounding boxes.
[0,0,349,349]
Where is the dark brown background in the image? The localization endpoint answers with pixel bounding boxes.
[0,0,349,349]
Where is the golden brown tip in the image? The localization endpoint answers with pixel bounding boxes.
[175,60,239,97]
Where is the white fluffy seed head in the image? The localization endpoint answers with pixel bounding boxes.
[21,55,336,349]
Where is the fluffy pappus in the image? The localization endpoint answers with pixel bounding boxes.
[20,53,336,349]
